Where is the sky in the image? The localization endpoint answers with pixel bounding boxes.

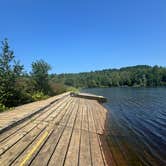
[0,0,165,73]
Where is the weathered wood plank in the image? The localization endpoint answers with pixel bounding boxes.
[71,92,107,103]
[64,99,82,166]
[48,99,79,166]
[79,130,92,166]
[0,123,47,166]
[79,101,92,166]
[0,92,70,133]
[87,102,105,166]
[0,96,70,143]
[0,93,120,166]
[28,100,75,166]
[0,97,71,157]
[12,98,74,166]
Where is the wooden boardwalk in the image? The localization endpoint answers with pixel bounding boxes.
[0,93,126,166]
[0,92,70,131]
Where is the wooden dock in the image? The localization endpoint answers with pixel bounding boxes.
[0,92,127,166]
[71,92,107,103]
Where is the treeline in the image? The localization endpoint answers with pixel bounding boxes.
[1,39,166,111]
[51,65,166,88]
[0,39,69,111]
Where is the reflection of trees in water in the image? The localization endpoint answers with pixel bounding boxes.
[84,88,166,166]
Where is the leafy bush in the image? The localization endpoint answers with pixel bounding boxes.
[32,91,49,101]
[0,103,6,112]
[49,82,67,95]
[66,86,79,93]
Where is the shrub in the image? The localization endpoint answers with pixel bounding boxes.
[49,82,67,95]
[66,86,80,93]
[32,91,49,101]
[0,103,6,112]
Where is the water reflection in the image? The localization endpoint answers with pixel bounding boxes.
[82,88,166,166]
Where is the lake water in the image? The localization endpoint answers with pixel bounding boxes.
[82,88,166,166]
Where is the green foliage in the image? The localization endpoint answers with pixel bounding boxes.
[32,91,49,101]
[51,65,166,88]
[31,60,51,94]
[0,39,24,107]
[64,79,75,86]
[49,81,68,95]
[0,103,6,112]
[0,39,166,112]
[66,86,80,93]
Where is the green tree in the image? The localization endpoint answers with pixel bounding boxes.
[0,39,24,107]
[64,78,75,86]
[31,60,51,94]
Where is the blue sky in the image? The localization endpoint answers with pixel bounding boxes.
[0,0,165,73]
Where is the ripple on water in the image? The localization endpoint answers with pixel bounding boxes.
[82,87,166,166]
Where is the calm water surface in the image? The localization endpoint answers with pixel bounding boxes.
[82,88,166,166]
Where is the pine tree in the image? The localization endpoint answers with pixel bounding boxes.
[0,39,23,106]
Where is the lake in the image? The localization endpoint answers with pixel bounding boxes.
[82,88,166,166]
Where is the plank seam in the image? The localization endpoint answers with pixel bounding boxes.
[0,94,69,135]
[28,99,75,165]
[0,96,70,143]
[62,98,80,166]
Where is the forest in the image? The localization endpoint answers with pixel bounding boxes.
[53,65,166,88]
[0,39,166,111]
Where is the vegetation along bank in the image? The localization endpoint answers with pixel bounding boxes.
[0,39,166,111]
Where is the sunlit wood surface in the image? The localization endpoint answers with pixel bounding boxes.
[0,94,126,166]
